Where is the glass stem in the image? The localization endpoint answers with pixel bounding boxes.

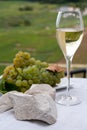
[66,58,71,97]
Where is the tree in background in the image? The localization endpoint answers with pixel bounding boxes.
[25,0,86,4]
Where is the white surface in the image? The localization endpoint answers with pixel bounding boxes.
[0,78,87,130]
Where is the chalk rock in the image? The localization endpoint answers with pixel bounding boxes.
[9,92,57,124]
[0,91,17,113]
[25,84,56,100]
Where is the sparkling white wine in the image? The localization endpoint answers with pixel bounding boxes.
[56,28,83,59]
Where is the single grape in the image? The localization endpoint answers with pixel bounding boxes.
[29,57,36,65]
[16,75,22,80]
[15,79,22,87]
[21,80,28,87]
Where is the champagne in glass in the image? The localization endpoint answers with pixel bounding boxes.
[56,8,84,106]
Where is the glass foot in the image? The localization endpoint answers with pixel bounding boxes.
[55,94,81,106]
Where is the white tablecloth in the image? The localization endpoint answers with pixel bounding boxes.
[0,78,87,130]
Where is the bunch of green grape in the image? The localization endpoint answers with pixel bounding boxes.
[3,51,64,92]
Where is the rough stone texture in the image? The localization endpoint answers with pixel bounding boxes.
[0,91,17,113]
[25,84,56,100]
[9,92,57,124]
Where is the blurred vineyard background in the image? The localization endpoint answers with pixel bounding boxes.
[0,0,87,75]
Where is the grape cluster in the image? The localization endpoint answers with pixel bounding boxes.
[3,51,64,92]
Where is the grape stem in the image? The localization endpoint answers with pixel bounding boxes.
[14,66,26,80]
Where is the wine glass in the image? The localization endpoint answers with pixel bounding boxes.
[56,8,84,106]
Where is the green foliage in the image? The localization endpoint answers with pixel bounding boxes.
[0,16,31,28]
[19,5,33,11]
[21,0,87,4]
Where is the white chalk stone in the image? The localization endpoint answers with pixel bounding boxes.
[0,91,17,113]
[9,92,57,124]
[25,84,56,100]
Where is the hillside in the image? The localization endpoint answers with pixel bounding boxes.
[0,1,87,74]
